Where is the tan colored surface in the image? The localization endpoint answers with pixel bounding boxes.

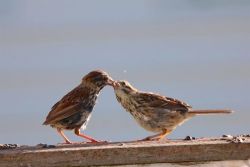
[103,160,250,167]
[0,138,250,167]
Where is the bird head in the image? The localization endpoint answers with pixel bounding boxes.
[82,70,114,88]
[113,80,137,95]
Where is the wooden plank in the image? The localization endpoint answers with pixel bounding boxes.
[0,137,250,167]
[104,160,250,167]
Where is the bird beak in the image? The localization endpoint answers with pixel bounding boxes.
[113,81,120,88]
[106,78,115,86]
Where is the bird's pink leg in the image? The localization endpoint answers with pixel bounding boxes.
[74,128,99,143]
[57,128,72,144]
[140,129,171,141]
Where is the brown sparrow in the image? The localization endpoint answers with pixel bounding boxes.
[43,70,114,144]
[113,80,232,141]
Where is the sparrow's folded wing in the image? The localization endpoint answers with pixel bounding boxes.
[138,92,191,112]
[43,85,88,125]
[43,101,83,125]
[163,96,192,109]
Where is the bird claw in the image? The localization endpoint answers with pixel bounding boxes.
[137,137,156,142]
[138,136,167,142]
[57,140,109,145]
[145,138,160,141]
[58,141,88,145]
[92,140,108,143]
[82,140,109,144]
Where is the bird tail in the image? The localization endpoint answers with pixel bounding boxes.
[188,109,233,115]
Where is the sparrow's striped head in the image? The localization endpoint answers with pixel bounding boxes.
[82,70,114,88]
[113,80,137,94]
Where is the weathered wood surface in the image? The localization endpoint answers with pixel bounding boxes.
[0,137,250,167]
[108,160,250,167]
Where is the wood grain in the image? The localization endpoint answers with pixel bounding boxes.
[0,137,250,167]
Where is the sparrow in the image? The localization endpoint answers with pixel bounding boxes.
[113,80,232,141]
[43,70,114,144]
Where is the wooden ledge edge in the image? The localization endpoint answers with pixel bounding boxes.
[0,137,250,167]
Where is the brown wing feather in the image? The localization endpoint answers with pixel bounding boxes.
[163,96,192,109]
[138,92,191,111]
[43,85,88,125]
[44,104,81,124]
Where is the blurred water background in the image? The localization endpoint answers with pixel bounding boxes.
[0,0,249,145]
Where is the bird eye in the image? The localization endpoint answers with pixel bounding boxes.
[121,81,126,86]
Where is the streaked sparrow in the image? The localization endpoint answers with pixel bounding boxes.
[43,70,114,144]
[113,80,232,141]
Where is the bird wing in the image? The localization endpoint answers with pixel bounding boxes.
[138,92,191,112]
[43,101,82,125]
[43,86,87,125]
[163,96,192,109]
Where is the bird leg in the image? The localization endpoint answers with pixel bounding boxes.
[140,129,171,141]
[57,128,72,144]
[74,128,99,143]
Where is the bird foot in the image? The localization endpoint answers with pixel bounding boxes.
[83,140,109,144]
[137,137,158,142]
[57,140,108,145]
[139,136,168,142]
[57,142,73,145]
[145,138,160,141]
[96,140,109,143]
[58,141,90,145]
